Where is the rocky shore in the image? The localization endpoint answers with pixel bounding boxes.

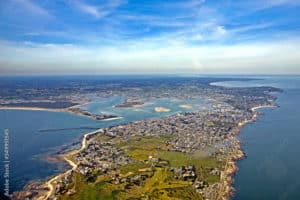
[218,105,278,200]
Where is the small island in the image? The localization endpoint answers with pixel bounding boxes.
[154,107,171,112]
[179,104,193,109]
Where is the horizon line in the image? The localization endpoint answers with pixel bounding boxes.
[1,73,300,77]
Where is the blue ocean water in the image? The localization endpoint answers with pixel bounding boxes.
[212,75,300,200]
[0,110,102,193]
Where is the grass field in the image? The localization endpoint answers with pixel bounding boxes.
[57,135,223,200]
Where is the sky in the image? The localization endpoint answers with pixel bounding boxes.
[0,0,300,75]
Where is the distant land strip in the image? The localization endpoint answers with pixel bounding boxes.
[38,127,101,133]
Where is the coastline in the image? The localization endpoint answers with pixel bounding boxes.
[250,105,277,112]
[40,128,101,200]
[0,106,62,112]
[0,106,122,122]
[101,116,123,121]
[219,104,278,200]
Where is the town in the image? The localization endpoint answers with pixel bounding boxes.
[7,77,281,200]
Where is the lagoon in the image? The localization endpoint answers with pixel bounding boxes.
[0,95,207,194]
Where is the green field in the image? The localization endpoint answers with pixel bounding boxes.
[58,135,223,200]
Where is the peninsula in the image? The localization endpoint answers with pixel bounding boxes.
[3,76,281,200]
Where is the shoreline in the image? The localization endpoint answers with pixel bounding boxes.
[101,116,123,121]
[219,104,278,200]
[0,106,122,122]
[0,106,62,112]
[250,105,277,112]
[41,128,101,200]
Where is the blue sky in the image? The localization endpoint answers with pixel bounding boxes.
[0,0,300,74]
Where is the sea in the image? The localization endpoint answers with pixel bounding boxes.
[212,75,300,199]
[0,75,299,200]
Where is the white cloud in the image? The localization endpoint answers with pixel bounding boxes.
[73,0,124,19]
[13,0,50,17]
[157,0,205,9]
[266,0,300,6]
[213,26,227,37]
[0,1,299,75]
[235,0,300,14]
[74,1,106,18]
[1,38,299,74]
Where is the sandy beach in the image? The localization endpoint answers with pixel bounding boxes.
[41,128,101,200]
[179,104,193,109]
[101,116,123,121]
[0,106,62,112]
[250,105,277,112]
[0,106,122,122]
[154,106,171,112]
